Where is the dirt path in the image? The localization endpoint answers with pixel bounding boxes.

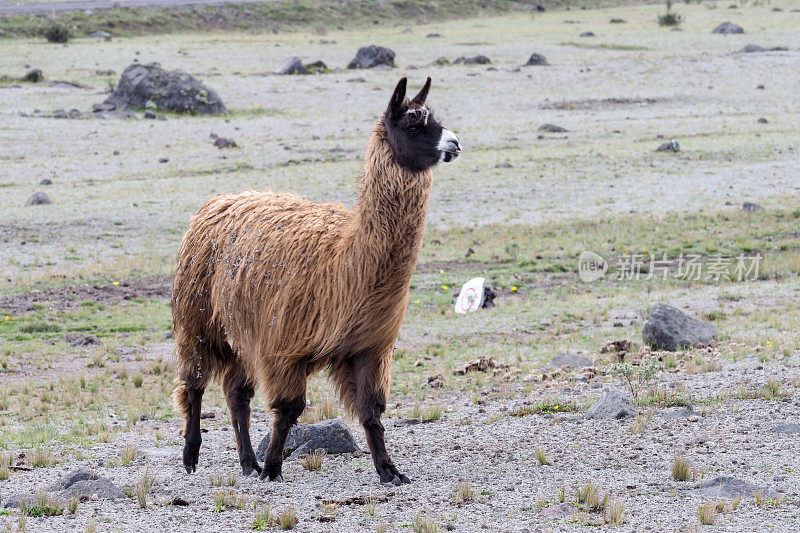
[0,0,277,16]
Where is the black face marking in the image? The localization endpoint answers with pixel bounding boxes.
[383,78,456,173]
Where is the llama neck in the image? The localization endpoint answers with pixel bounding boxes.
[346,123,433,287]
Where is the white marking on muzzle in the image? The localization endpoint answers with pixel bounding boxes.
[437,128,461,162]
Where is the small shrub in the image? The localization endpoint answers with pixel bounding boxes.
[132,374,144,388]
[43,23,71,44]
[210,472,238,487]
[698,502,717,525]
[214,489,246,511]
[29,447,55,468]
[118,444,139,466]
[21,492,64,517]
[301,450,325,471]
[253,506,274,530]
[277,507,298,530]
[135,468,154,509]
[672,455,692,481]
[67,496,79,514]
[453,481,475,505]
[658,12,682,27]
[412,510,438,533]
[534,448,551,465]
[576,482,600,510]
[604,497,624,525]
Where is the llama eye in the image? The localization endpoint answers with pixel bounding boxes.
[407,126,419,134]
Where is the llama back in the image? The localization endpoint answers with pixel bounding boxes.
[174,190,356,372]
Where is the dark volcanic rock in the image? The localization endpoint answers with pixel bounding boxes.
[713,22,744,34]
[662,407,700,419]
[25,191,52,206]
[525,53,549,66]
[347,46,395,69]
[23,69,43,83]
[50,468,125,500]
[275,56,308,75]
[586,390,637,420]
[256,418,358,461]
[543,352,593,371]
[538,123,568,133]
[102,63,226,115]
[742,201,764,212]
[656,140,680,152]
[579,31,596,37]
[741,44,766,53]
[642,303,717,351]
[304,60,329,74]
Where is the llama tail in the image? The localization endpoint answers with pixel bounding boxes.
[172,380,190,437]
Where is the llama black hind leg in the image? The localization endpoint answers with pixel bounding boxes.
[259,394,305,482]
[351,355,410,485]
[222,365,261,477]
[174,370,207,474]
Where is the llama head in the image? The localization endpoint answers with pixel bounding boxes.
[384,77,461,172]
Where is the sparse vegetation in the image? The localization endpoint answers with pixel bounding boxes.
[453,481,475,505]
[253,506,275,530]
[412,510,438,533]
[301,449,325,471]
[534,447,551,465]
[214,489,247,512]
[209,472,238,487]
[118,444,139,466]
[698,502,717,525]
[672,455,700,482]
[277,507,298,530]
[135,468,154,509]
[658,0,683,26]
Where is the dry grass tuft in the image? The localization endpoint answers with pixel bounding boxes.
[412,510,438,533]
[698,502,717,525]
[301,449,325,471]
[135,468,154,509]
[209,472,238,487]
[118,444,139,466]
[277,506,298,530]
[534,447,551,465]
[603,497,624,525]
[453,481,475,505]
[671,455,699,481]
[213,489,247,511]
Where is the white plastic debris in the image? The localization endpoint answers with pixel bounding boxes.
[455,277,486,314]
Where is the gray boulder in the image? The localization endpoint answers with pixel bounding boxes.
[543,352,593,371]
[693,476,779,499]
[256,418,358,461]
[713,22,744,34]
[742,201,764,212]
[741,44,766,53]
[49,468,126,500]
[642,303,717,351]
[102,63,226,115]
[656,140,680,152]
[26,191,52,206]
[586,390,637,420]
[526,53,548,66]
[661,406,700,419]
[275,56,308,75]
[348,46,395,69]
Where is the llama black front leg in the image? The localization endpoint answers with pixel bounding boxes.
[352,359,410,485]
[223,367,261,477]
[259,395,305,482]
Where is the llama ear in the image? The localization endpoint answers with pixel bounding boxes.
[411,77,431,105]
[388,77,407,120]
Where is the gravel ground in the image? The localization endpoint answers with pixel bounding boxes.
[3,350,799,532]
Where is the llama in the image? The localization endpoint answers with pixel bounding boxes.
[172,77,461,485]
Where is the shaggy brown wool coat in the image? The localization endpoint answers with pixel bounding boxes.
[172,118,433,478]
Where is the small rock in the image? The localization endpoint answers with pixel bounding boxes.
[655,139,680,152]
[543,352,593,371]
[427,374,444,389]
[213,137,237,149]
[426,33,442,38]
[39,178,53,186]
[538,502,574,518]
[482,286,497,308]
[693,476,779,499]
[585,390,637,420]
[712,22,745,34]
[741,44,766,53]
[525,53,548,66]
[757,117,768,124]
[579,31,596,38]
[642,303,717,351]
[742,202,764,212]
[756,84,765,89]
[347,45,395,69]
[304,60,329,74]
[25,191,52,206]
[170,497,190,506]
[662,407,700,419]
[538,123,568,133]
[453,355,506,375]
[143,109,157,119]
[23,69,43,83]
[88,31,112,40]
[770,423,800,434]
[158,157,169,164]
[275,56,308,75]
[65,332,101,347]
[453,55,491,65]
[256,418,358,461]
[600,339,633,354]
[610,18,626,24]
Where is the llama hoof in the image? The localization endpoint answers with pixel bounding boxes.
[241,462,262,477]
[183,447,199,474]
[268,474,284,483]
